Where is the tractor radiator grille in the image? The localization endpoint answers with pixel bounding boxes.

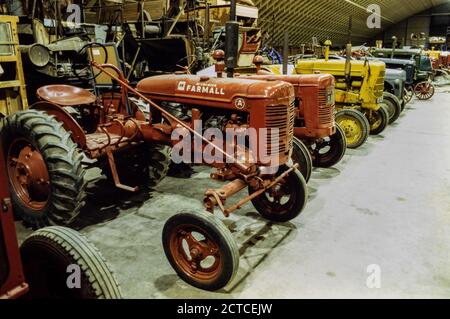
[318,88,334,125]
[265,102,295,156]
[374,71,385,98]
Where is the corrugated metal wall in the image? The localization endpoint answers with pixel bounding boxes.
[253,0,448,47]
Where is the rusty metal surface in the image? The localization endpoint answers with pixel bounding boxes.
[0,128,28,298]
[37,85,97,106]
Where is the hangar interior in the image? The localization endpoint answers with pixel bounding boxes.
[0,0,450,299]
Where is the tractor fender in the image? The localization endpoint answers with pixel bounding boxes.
[30,101,87,149]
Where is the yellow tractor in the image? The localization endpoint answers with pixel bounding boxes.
[293,41,389,149]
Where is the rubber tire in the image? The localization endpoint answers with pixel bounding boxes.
[20,226,122,299]
[335,109,370,149]
[366,105,389,135]
[162,211,239,291]
[104,143,171,188]
[311,124,347,168]
[249,165,308,223]
[2,110,87,228]
[291,137,313,183]
[383,92,402,124]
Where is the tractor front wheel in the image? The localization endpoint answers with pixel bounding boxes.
[3,110,86,228]
[414,81,435,100]
[403,87,414,105]
[291,137,313,183]
[249,165,308,222]
[383,92,402,124]
[20,226,122,298]
[335,109,370,149]
[309,124,347,168]
[366,105,389,135]
[162,211,239,291]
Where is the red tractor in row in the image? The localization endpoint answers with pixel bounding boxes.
[2,53,309,290]
[237,54,347,174]
[0,118,122,299]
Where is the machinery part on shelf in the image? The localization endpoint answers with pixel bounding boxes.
[366,105,389,135]
[162,211,239,291]
[335,109,370,149]
[249,164,308,222]
[3,110,86,228]
[309,124,347,168]
[383,92,402,124]
[291,137,313,183]
[414,81,435,100]
[20,226,122,299]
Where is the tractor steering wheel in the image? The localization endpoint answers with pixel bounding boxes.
[73,42,109,82]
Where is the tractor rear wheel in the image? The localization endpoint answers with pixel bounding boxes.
[414,81,435,100]
[162,211,239,291]
[249,164,308,222]
[335,109,370,149]
[383,92,402,124]
[104,143,171,188]
[366,105,389,135]
[309,124,347,168]
[291,137,313,183]
[20,226,122,299]
[3,110,86,228]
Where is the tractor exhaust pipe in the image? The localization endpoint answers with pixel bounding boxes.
[226,0,239,78]
[283,32,289,75]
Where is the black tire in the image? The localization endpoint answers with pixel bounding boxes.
[20,226,122,299]
[383,92,402,124]
[162,211,239,291]
[366,105,389,135]
[2,110,87,228]
[310,124,347,168]
[291,137,313,183]
[104,143,171,188]
[335,109,370,149]
[249,165,308,222]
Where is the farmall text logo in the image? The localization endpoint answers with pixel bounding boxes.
[177,81,225,95]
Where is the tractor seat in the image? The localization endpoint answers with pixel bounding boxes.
[37,85,97,106]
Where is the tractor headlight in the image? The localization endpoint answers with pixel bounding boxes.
[28,43,51,67]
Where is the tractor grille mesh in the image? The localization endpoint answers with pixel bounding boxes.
[375,71,386,98]
[318,88,334,125]
[265,102,295,156]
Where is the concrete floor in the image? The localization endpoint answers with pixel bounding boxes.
[16,87,450,299]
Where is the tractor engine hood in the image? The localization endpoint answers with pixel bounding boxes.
[239,73,334,89]
[136,74,294,112]
[385,69,407,82]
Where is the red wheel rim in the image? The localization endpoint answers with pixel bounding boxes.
[169,223,223,282]
[7,138,50,211]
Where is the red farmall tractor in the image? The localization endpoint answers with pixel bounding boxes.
[238,55,347,172]
[0,119,121,299]
[2,59,308,290]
